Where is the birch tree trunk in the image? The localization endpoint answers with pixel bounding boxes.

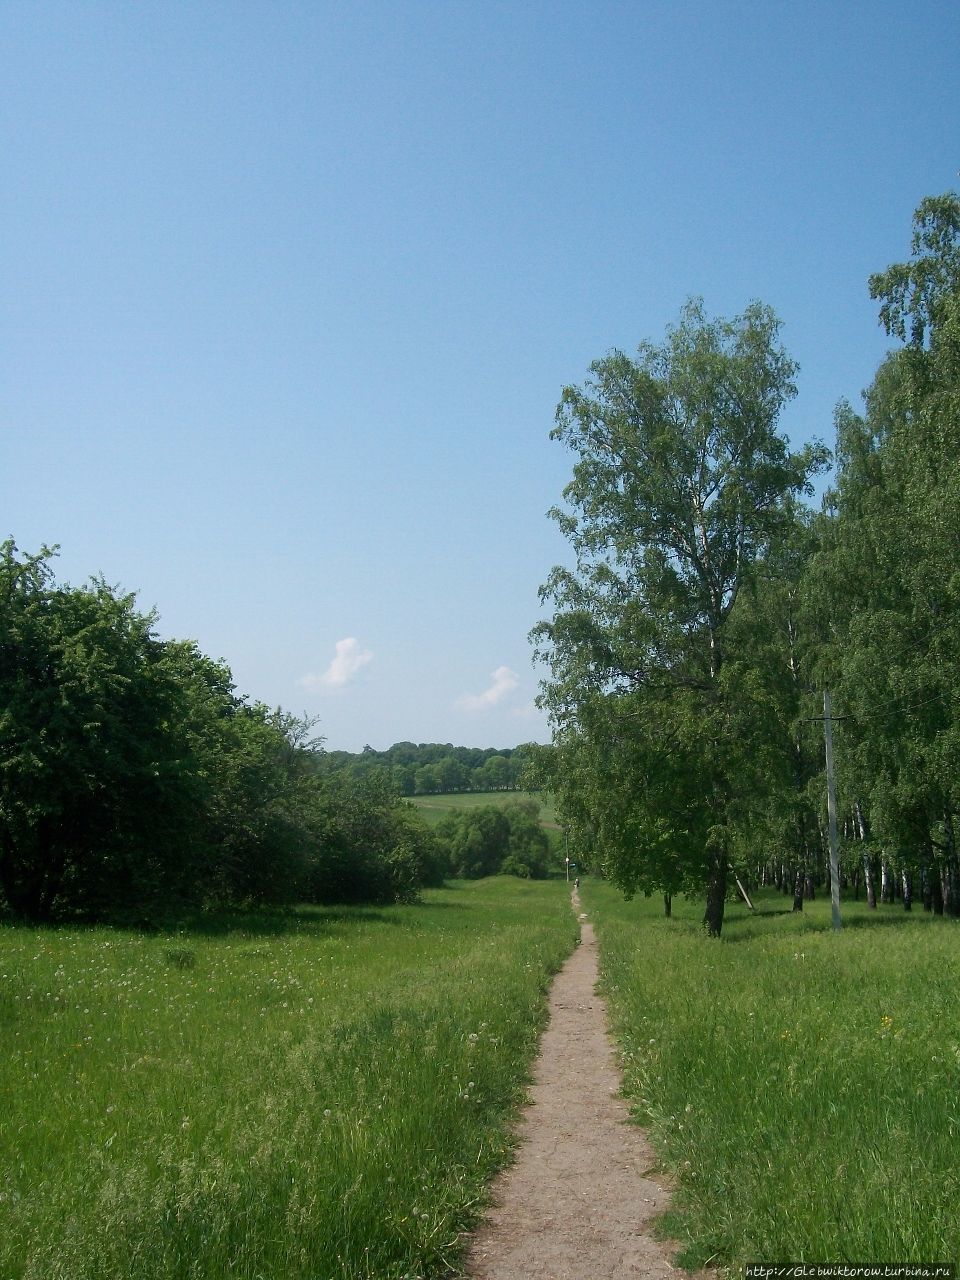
[855,801,877,909]
[901,869,913,911]
[792,867,804,912]
[944,813,960,918]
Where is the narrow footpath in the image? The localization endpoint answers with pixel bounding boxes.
[465,889,682,1280]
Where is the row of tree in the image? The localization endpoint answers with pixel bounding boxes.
[321,742,532,795]
[0,544,445,922]
[432,800,553,880]
[533,194,960,935]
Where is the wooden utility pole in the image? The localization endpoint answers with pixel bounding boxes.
[823,690,843,932]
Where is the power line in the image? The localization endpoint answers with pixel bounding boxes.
[803,684,960,727]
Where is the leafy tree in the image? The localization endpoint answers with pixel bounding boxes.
[535,300,827,934]
[433,801,551,880]
[722,503,825,909]
[0,542,444,921]
[499,799,551,878]
[0,543,205,919]
[804,194,960,912]
[479,754,514,791]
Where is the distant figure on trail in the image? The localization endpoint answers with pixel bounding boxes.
[574,877,580,890]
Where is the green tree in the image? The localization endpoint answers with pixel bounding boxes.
[0,541,441,920]
[806,194,960,912]
[535,300,827,934]
[0,543,201,919]
[500,799,551,878]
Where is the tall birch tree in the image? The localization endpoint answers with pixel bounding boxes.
[534,300,827,935]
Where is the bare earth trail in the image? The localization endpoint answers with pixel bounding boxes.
[464,890,684,1280]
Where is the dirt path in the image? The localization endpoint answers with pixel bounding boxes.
[464,890,681,1280]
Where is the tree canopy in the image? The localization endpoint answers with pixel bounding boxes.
[536,194,960,932]
[0,542,441,922]
[534,300,829,934]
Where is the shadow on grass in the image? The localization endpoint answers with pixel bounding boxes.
[837,908,949,930]
[722,900,946,942]
[0,879,568,938]
[180,905,401,938]
[0,896,466,940]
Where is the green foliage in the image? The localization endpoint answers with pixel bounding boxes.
[0,543,443,921]
[802,192,960,908]
[0,879,578,1280]
[0,544,206,920]
[536,194,960,930]
[320,742,534,795]
[307,773,446,904]
[535,300,827,933]
[434,800,552,879]
[586,880,960,1268]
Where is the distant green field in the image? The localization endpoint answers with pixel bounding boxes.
[408,790,558,828]
[0,880,577,1280]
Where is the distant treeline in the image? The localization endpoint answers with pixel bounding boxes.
[320,742,536,795]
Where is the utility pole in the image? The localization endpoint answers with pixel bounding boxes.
[564,828,569,882]
[823,690,843,932]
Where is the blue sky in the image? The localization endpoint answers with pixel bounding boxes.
[3,1,958,751]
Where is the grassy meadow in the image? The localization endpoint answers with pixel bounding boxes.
[407,791,558,829]
[0,879,577,1280]
[584,880,960,1269]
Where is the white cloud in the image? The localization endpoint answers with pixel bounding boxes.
[456,665,520,712]
[300,637,373,692]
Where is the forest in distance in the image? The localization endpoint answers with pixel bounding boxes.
[2,192,959,936]
[321,741,534,796]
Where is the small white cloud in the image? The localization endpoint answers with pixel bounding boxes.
[457,665,520,712]
[300,637,373,692]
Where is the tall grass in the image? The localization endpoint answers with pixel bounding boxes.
[0,879,577,1280]
[585,882,960,1270]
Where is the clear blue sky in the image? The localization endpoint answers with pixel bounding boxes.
[3,1,957,751]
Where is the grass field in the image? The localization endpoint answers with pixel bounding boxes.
[0,879,577,1280]
[407,791,558,828]
[583,880,960,1270]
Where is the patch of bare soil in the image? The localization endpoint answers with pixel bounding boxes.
[464,890,683,1280]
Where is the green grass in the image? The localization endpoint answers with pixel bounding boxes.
[0,879,578,1280]
[407,791,558,828]
[583,880,960,1270]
